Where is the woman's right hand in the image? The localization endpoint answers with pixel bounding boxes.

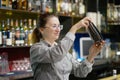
[69,17,92,34]
[87,40,105,63]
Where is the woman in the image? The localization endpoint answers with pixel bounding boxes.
[30,13,105,80]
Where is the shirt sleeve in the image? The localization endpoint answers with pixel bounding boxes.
[68,54,93,78]
[30,32,75,64]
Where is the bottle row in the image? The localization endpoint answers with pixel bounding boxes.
[0,0,31,11]
[0,0,86,17]
[0,18,37,47]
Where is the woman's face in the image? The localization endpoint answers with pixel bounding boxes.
[40,16,61,41]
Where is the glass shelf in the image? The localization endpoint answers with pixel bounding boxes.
[0,46,31,49]
[107,21,120,25]
[0,8,39,14]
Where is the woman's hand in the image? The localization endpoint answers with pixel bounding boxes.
[69,17,91,34]
[87,40,105,63]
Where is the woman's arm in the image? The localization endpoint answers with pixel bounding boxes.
[69,17,91,34]
[30,32,75,64]
[87,40,105,63]
[69,41,105,77]
[67,53,93,78]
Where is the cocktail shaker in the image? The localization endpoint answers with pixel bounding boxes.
[87,22,103,43]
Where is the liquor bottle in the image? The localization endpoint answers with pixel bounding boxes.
[113,6,118,24]
[28,19,33,46]
[65,0,69,15]
[46,0,53,13]
[68,0,72,16]
[34,0,41,12]
[107,1,114,23]
[60,0,69,15]
[56,0,61,14]
[6,19,12,46]
[41,0,47,14]
[22,0,28,10]
[0,23,2,46]
[1,20,7,47]
[113,69,117,80]
[1,0,9,8]
[72,0,79,16]
[79,0,85,17]
[28,0,32,11]
[12,0,18,9]
[8,0,12,9]
[11,19,15,46]
[1,0,6,8]
[33,19,37,29]
[23,19,28,46]
[18,0,22,10]
[19,20,25,46]
[15,20,20,46]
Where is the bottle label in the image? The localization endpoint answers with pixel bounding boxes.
[15,40,21,46]
[79,4,85,15]
[6,38,12,46]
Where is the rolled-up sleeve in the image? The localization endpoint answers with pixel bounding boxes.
[70,55,93,78]
[30,32,75,64]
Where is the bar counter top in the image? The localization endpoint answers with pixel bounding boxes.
[99,74,120,80]
[0,70,33,80]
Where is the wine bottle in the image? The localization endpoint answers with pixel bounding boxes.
[6,19,12,46]
[12,0,18,9]
[15,20,20,46]
[23,19,28,46]
[0,23,2,46]
[19,20,25,46]
[22,0,28,10]
[28,19,33,46]
[79,0,85,17]
[11,19,15,46]
[2,20,7,47]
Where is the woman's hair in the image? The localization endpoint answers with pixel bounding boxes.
[31,13,58,44]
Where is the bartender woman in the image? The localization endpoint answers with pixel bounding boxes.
[30,13,105,80]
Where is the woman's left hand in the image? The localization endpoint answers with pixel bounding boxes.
[87,40,105,63]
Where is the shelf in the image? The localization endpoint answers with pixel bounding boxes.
[0,8,86,19]
[0,46,31,49]
[107,21,120,25]
[0,8,38,19]
[0,71,33,80]
[0,8,39,14]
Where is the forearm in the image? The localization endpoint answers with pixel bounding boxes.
[71,58,93,77]
[69,24,81,34]
[69,17,91,34]
[87,41,105,63]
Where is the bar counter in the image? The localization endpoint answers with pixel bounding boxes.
[99,74,120,80]
[0,70,33,80]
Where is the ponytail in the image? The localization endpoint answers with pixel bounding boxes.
[31,13,58,44]
[31,27,42,44]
